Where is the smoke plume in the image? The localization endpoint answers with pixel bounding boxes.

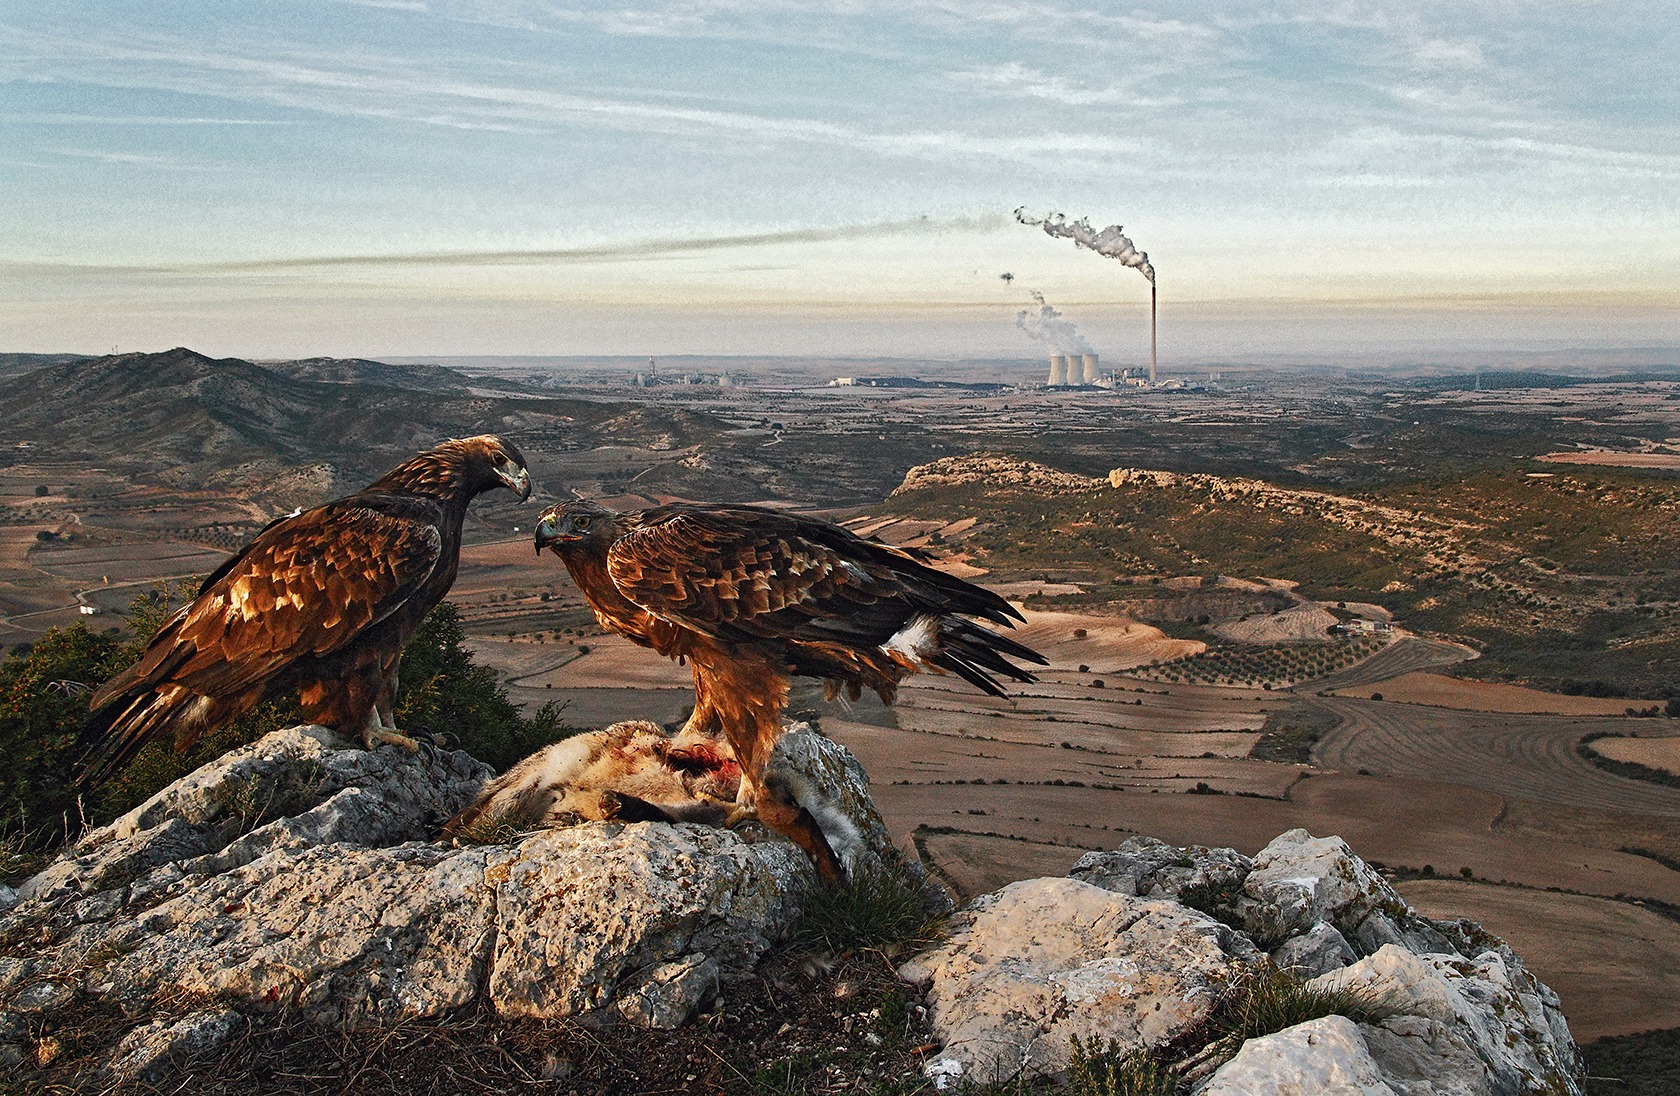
[1015,208,1154,284]
[1016,291,1092,353]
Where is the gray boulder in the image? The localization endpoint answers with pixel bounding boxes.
[486,822,807,1019]
[0,719,892,1076]
[900,877,1258,1087]
[1070,835,1252,902]
[1312,944,1582,1096]
[1272,919,1359,979]
[108,1008,244,1082]
[1243,828,1411,940]
[1198,1015,1396,1095]
[20,724,492,905]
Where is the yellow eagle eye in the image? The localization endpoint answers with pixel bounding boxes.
[575,516,591,529]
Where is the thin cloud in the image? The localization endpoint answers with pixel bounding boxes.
[11,32,1162,165]
[52,147,206,169]
[1,113,297,126]
[947,62,1188,108]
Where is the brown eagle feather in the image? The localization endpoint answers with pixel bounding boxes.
[80,435,531,783]
[534,499,1045,879]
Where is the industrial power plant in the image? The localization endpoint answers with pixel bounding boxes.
[1045,352,1100,386]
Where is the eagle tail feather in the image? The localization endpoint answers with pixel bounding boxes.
[78,686,207,787]
[927,616,1046,696]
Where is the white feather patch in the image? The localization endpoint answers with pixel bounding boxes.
[881,613,941,666]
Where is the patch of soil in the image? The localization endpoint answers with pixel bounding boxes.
[1592,735,1680,776]
[1332,672,1661,716]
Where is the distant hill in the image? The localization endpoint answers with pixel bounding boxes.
[0,347,725,500]
[1412,367,1680,391]
[258,356,473,393]
[0,352,90,379]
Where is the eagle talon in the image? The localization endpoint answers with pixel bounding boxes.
[364,726,422,752]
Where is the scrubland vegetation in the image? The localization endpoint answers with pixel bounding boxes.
[888,463,1680,699]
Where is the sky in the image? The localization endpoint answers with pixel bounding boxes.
[2,1,1677,364]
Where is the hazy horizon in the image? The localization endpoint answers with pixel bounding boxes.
[4,2,1676,359]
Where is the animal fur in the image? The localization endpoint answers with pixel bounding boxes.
[442,721,742,839]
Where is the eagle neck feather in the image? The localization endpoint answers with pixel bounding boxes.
[366,449,476,504]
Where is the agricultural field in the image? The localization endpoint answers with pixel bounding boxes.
[4,352,1680,1048]
[883,458,1680,697]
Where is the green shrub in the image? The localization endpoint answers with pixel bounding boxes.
[393,603,573,771]
[1065,1036,1178,1096]
[1196,963,1389,1063]
[0,596,573,871]
[787,857,943,956]
[0,622,130,851]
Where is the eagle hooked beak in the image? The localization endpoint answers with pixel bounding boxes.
[534,512,561,555]
[499,464,532,501]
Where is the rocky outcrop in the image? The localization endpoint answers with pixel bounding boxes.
[0,721,896,1076]
[2,729,1581,1094]
[892,454,1102,495]
[1199,1014,1396,1095]
[902,828,1582,1094]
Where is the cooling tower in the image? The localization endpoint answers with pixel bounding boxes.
[1081,354,1097,385]
[1047,354,1068,386]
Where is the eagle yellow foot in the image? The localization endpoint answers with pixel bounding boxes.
[363,726,422,752]
[717,802,759,829]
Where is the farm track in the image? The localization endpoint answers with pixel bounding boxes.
[1310,697,1680,817]
[1304,636,1475,691]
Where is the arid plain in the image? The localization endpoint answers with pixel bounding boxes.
[3,350,1678,1044]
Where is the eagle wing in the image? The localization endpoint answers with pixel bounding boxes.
[92,494,445,707]
[604,505,963,647]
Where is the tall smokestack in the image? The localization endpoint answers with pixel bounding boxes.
[1048,354,1068,386]
[1081,353,1097,385]
[1150,282,1157,385]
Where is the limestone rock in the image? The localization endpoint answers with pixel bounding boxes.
[900,877,1256,1086]
[1272,920,1359,979]
[1070,835,1251,902]
[9,980,76,1014]
[0,1010,28,1070]
[1311,944,1583,1096]
[486,822,808,1019]
[20,724,492,905]
[0,724,826,1048]
[614,955,721,1029]
[1198,1015,1396,1095]
[1243,829,1410,941]
[109,1008,243,1082]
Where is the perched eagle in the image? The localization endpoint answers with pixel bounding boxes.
[533,499,1046,879]
[81,435,531,783]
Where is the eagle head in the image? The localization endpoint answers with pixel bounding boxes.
[534,499,616,556]
[459,435,532,501]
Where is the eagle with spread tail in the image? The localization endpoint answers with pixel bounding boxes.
[533,499,1046,879]
[80,435,531,784]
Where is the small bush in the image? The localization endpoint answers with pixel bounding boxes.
[1196,964,1389,1063]
[787,858,943,956]
[1064,1035,1177,1096]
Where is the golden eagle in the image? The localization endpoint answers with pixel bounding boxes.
[533,499,1045,879]
[81,435,531,783]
